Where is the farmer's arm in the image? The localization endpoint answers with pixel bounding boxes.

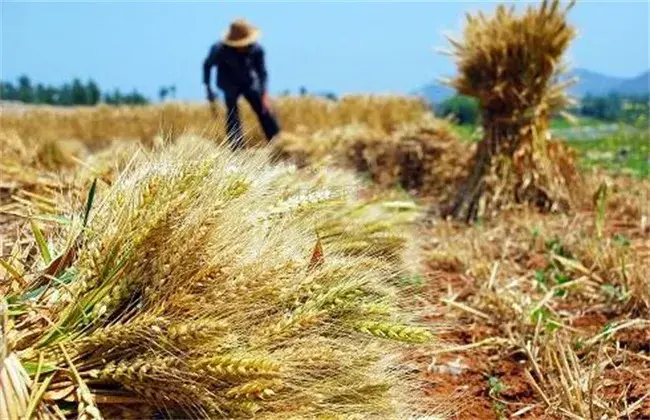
[254,46,268,94]
[203,45,219,101]
[203,46,217,86]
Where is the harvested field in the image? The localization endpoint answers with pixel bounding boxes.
[1,93,649,419]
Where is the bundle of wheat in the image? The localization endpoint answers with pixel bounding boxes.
[275,116,471,200]
[441,0,582,222]
[345,117,471,201]
[1,137,434,419]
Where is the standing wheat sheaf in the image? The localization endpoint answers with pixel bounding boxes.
[440,0,583,223]
[3,136,435,419]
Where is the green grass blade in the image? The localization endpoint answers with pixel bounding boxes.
[31,214,72,225]
[22,361,58,376]
[30,220,52,264]
[0,259,24,284]
[83,178,98,227]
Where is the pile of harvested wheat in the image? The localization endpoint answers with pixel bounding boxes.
[1,137,435,419]
[345,117,471,200]
[275,115,472,201]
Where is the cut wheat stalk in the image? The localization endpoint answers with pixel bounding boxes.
[441,298,491,320]
[429,337,508,355]
[585,319,650,347]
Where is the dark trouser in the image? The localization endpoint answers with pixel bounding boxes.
[222,87,281,150]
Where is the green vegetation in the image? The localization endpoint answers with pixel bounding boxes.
[575,93,650,125]
[448,123,480,142]
[438,93,649,129]
[437,91,648,178]
[1,74,149,106]
[569,129,649,178]
[452,125,650,178]
[549,115,603,129]
[436,94,480,125]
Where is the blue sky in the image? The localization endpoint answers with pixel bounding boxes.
[2,1,649,100]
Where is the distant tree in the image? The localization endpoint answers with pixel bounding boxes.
[43,86,58,105]
[1,81,19,101]
[70,78,88,105]
[580,94,603,119]
[122,89,149,105]
[299,86,308,96]
[104,89,122,105]
[59,83,73,105]
[436,95,480,125]
[316,92,338,101]
[86,80,101,105]
[18,75,35,103]
[159,86,169,102]
[1,76,149,106]
[35,83,47,103]
[159,85,176,102]
[133,91,149,105]
[579,93,623,121]
[602,93,623,121]
[620,94,649,126]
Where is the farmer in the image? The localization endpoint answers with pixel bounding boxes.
[203,19,281,150]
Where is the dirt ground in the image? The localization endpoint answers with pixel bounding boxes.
[409,195,650,419]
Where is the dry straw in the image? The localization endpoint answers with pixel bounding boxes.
[441,0,582,222]
[0,95,428,149]
[274,115,471,201]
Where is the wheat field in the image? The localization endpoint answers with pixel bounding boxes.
[1,91,649,418]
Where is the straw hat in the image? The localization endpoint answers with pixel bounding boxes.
[222,19,260,47]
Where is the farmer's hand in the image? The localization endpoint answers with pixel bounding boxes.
[262,92,271,111]
[206,87,216,103]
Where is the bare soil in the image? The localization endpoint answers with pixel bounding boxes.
[410,192,650,419]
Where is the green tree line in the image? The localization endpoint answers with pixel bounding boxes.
[436,93,649,126]
[577,93,649,124]
[0,75,149,106]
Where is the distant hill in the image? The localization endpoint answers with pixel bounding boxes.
[615,71,650,96]
[566,69,650,98]
[565,69,628,97]
[412,82,455,106]
[414,68,650,106]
